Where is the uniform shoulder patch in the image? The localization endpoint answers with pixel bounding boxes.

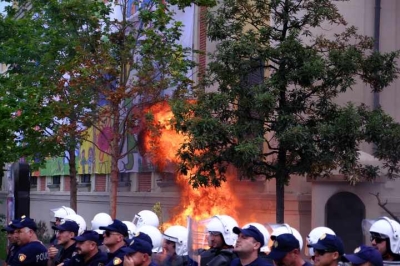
[354,247,361,253]
[274,241,278,248]
[113,257,122,265]
[19,254,27,262]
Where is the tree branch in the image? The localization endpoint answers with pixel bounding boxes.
[370,192,400,223]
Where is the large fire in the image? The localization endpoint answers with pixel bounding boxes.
[142,101,241,228]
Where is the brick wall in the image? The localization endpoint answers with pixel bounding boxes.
[64,176,70,191]
[138,173,152,192]
[198,6,207,77]
[40,176,46,191]
[95,175,106,192]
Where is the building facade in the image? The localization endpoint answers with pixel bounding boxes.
[0,0,399,254]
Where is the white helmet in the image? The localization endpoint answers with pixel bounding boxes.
[133,210,159,228]
[91,213,113,233]
[369,217,400,254]
[138,225,163,253]
[243,222,270,253]
[51,206,76,220]
[123,221,138,239]
[206,215,238,246]
[270,224,304,250]
[64,214,87,236]
[305,227,335,256]
[163,225,188,256]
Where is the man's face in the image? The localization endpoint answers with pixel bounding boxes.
[15,227,31,245]
[354,262,373,266]
[234,233,259,254]
[371,235,388,255]
[7,231,17,244]
[75,240,95,255]
[313,249,339,266]
[208,232,224,249]
[163,239,176,256]
[57,230,74,246]
[273,250,297,266]
[125,251,148,266]
[103,230,123,246]
[55,217,62,226]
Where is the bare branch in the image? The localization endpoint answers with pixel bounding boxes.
[370,192,400,223]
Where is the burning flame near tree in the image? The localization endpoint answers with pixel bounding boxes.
[142,102,241,227]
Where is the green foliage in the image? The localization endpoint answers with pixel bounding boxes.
[0,229,6,260]
[0,0,194,216]
[36,220,51,244]
[171,0,400,222]
[152,201,163,231]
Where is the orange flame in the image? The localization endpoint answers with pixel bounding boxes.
[143,102,241,228]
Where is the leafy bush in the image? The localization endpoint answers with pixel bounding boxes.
[36,220,52,244]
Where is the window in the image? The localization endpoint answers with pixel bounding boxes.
[81,174,91,184]
[119,173,130,183]
[31,177,38,186]
[52,176,61,185]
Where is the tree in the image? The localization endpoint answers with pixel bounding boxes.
[172,0,400,223]
[82,0,193,218]
[0,0,112,211]
[0,0,193,217]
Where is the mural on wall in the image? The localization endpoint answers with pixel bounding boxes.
[31,0,195,177]
[37,157,70,176]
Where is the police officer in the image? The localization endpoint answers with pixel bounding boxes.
[267,233,311,266]
[305,227,336,263]
[133,210,160,229]
[48,220,80,266]
[342,245,383,266]
[241,222,272,263]
[199,215,238,266]
[231,225,272,266]
[122,238,158,266]
[50,206,76,245]
[160,225,189,266]
[99,219,129,266]
[9,215,48,266]
[309,234,344,266]
[63,230,107,266]
[369,216,400,261]
[2,219,20,265]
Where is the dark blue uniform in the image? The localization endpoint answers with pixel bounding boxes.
[64,250,107,266]
[6,244,20,264]
[9,241,48,266]
[54,243,77,265]
[200,248,237,266]
[230,257,273,266]
[105,247,126,266]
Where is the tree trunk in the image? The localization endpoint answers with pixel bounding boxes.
[69,149,78,212]
[110,161,118,219]
[276,178,285,223]
[276,147,287,223]
[109,106,121,219]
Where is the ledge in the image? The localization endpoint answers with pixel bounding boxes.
[77,183,91,192]
[306,174,387,183]
[117,182,131,192]
[47,184,60,192]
